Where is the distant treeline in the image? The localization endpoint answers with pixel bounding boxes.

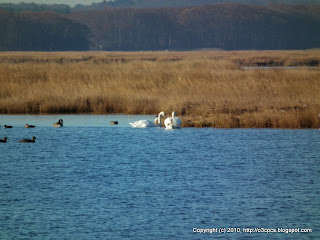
[0,9,90,51]
[72,0,320,10]
[0,3,71,14]
[1,3,320,51]
[1,0,320,13]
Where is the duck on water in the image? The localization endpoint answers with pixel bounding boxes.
[19,136,36,143]
[53,119,63,127]
[0,137,8,143]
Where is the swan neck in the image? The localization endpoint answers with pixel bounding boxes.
[158,114,162,126]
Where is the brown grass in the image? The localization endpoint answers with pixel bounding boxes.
[0,50,320,128]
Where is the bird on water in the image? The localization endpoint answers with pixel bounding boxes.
[129,112,166,128]
[164,111,182,129]
[19,136,37,143]
[53,119,63,127]
[0,137,8,143]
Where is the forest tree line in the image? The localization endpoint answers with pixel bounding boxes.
[0,9,90,51]
[0,3,320,51]
[1,0,319,13]
[71,0,320,10]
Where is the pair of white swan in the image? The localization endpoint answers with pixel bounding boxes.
[129,111,181,129]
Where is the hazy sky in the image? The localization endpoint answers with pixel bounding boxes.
[0,0,103,6]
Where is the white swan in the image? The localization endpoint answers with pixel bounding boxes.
[130,112,166,128]
[164,111,182,129]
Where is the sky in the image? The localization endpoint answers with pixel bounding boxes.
[0,0,103,6]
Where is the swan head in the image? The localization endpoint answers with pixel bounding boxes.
[158,111,166,117]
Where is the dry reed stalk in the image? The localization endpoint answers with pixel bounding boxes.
[0,51,319,128]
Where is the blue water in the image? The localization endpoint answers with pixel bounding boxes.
[0,115,319,240]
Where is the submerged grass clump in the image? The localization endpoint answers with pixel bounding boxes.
[0,50,320,128]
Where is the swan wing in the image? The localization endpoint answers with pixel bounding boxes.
[164,117,172,128]
[130,120,155,128]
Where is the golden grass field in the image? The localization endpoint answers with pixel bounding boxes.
[0,50,320,128]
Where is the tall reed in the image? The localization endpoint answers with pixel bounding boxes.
[0,51,319,128]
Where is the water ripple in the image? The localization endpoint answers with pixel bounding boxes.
[0,116,319,239]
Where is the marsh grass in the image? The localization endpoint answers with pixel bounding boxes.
[0,50,319,128]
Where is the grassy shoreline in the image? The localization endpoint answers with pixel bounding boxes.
[1,50,320,128]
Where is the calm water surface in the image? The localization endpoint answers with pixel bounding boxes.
[0,115,319,239]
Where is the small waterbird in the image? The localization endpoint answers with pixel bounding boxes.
[4,125,12,128]
[0,137,8,143]
[110,121,118,125]
[25,124,35,128]
[19,136,36,143]
[53,119,63,127]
